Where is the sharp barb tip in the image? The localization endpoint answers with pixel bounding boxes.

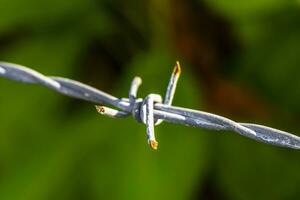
[149,140,158,150]
[95,105,105,114]
[173,61,181,75]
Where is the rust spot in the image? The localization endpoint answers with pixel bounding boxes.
[173,61,182,76]
[95,105,105,114]
[149,140,158,150]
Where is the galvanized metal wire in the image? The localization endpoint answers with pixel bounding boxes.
[0,61,299,150]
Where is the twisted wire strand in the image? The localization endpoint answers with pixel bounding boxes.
[0,61,299,150]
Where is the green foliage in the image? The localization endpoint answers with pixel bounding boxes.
[0,0,300,199]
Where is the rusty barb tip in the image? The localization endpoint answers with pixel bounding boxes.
[149,140,158,150]
[173,61,181,75]
[95,105,105,114]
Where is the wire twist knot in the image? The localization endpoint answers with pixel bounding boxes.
[1,61,300,150]
[96,62,181,150]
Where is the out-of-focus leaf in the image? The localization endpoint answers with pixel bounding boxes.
[216,133,300,200]
[0,0,94,31]
[204,0,293,20]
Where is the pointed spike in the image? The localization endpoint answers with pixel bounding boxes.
[149,140,158,150]
[95,105,105,114]
[164,61,181,106]
[95,105,129,118]
[129,76,142,103]
[173,61,181,76]
[133,76,142,86]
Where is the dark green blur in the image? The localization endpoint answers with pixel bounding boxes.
[0,0,299,199]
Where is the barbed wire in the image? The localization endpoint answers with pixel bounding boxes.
[0,61,299,150]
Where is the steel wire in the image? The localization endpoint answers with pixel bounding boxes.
[0,61,299,150]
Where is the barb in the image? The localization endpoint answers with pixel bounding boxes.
[0,61,299,150]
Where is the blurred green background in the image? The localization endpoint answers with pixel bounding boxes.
[0,0,300,199]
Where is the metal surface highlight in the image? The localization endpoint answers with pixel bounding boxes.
[0,61,299,150]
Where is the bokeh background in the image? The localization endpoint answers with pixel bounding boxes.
[0,0,300,199]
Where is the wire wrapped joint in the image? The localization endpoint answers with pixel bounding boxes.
[1,61,299,150]
[96,62,182,150]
